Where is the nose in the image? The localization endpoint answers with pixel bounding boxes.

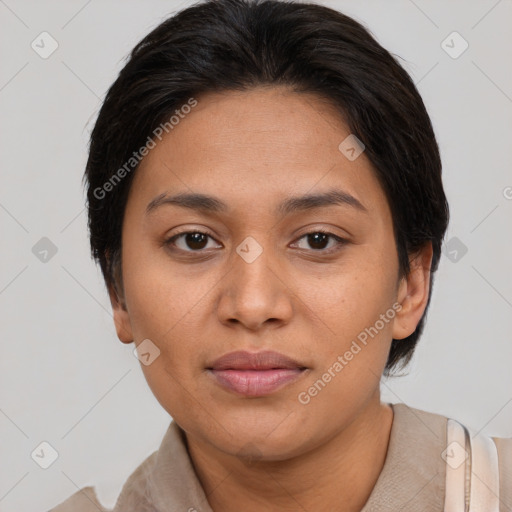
[216,238,294,332]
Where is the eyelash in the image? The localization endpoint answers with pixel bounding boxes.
[164,228,347,255]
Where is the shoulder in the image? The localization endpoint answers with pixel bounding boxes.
[390,402,448,443]
[381,403,512,509]
[47,421,186,512]
[360,403,448,511]
[48,450,160,512]
[399,403,512,510]
[47,486,111,512]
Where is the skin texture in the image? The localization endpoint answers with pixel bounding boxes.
[109,86,433,511]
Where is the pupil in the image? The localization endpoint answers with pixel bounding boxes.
[187,233,207,250]
[309,233,328,250]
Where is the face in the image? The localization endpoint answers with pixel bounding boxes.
[111,86,430,460]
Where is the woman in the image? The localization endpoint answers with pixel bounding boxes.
[50,0,511,510]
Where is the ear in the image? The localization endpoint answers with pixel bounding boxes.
[392,242,434,340]
[108,280,134,345]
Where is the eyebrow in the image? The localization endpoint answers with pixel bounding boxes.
[145,188,368,216]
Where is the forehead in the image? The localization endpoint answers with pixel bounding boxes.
[127,87,390,220]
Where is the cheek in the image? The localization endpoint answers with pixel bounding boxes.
[122,241,208,337]
[292,262,396,431]
[296,253,397,345]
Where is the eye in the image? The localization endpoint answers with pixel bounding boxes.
[165,230,221,252]
[165,229,347,254]
[292,230,347,253]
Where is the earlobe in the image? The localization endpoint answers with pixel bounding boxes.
[392,242,433,340]
[108,282,134,344]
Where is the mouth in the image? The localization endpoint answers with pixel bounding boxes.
[207,350,308,397]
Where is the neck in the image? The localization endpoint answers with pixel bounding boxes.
[185,397,394,512]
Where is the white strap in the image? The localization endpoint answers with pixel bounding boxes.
[444,419,500,512]
[444,419,469,512]
[468,428,500,512]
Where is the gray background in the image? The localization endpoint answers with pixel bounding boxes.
[1,0,511,510]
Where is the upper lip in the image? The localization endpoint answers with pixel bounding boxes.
[208,350,306,371]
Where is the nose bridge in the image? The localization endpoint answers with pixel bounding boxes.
[218,234,292,329]
[235,234,274,287]
[232,233,278,300]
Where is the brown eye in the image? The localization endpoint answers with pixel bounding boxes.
[166,231,220,252]
[293,231,346,253]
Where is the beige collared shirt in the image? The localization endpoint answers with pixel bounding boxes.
[49,403,512,511]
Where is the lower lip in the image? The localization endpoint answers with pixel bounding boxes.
[209,368,305,397]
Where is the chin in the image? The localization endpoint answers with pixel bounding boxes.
[211,420,313,462]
